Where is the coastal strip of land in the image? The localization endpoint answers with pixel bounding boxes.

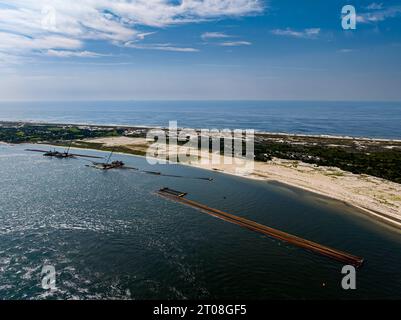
[81,136,401,229]
[1,121,401,229]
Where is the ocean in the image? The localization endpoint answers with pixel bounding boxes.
[0,100,401,139]
[0,144,401,299]
[1,101,401,300]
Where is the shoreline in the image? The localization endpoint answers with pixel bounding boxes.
[1,120,401,230]
[179,157,401,230]
[38,136,401,231]
[1,120,401,142]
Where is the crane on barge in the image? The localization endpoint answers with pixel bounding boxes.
[87,147,138,170]
[86,147,213,180]
[26,141,103,159]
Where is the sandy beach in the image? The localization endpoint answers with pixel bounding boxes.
[82,136,401,229]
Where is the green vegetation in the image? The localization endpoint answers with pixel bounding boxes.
[0,123,125,143]
[1,121,401,184]
[254,138,401,184]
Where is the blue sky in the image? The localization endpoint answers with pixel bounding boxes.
[0,0,401,101]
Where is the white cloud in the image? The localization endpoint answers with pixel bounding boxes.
[271,28,320,39]
[46,50,108,58]
[219,41,252,46]
[149,46,199,53]
[357,5,401,23]
[136,32,157,41]
[0,31,81,52]
[125,42,199,52]
[201,32,231,40]
[338,49,356,53]
[201,33,251,47]
[0,0,263,62]
[366,3,384,10]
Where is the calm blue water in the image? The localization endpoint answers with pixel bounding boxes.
[0,101,401,139]
[1,144,401,299]
[1,101,401,299]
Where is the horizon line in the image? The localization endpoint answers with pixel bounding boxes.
[1,99,401,103]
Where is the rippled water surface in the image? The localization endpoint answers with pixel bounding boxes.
[1,100,401,139]
[0,144,401,299]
